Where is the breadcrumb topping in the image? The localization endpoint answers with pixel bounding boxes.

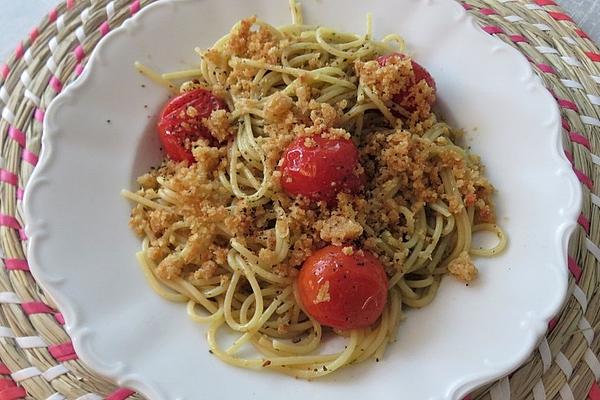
[447,251,478,283]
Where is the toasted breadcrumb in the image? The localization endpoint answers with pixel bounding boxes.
[314,281,331,304]
[355,55,413,102]
[319,215,363,246]
[447,251,478,283]
[202,109,232,143]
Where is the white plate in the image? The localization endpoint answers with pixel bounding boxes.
[24,0,582,399]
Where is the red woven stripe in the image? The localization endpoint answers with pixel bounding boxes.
[564,149,574,164]
[569,132,591,149]
[49,342,77,361]
[49,76,63,93]
[8,127,25,147]
[578,213,591,234]
[0,379,15,391]
[21,302,54,315]
[548,11,573,22]
[576,29,590,39]
[0,386,26,400]
[66,0,75,9]
[573,167,594,189]
[14,43,24,60]
[534,0,557,5]
[18,230,27,242]
[22,150,38,166]
[509,34,528,43]
[585,52,600,62]
[537,63,555,73]
[568,256,582,282]
[0,64,9,80]
[107,388,136,400]
[0,170,18,187]
[482,25,504,35]
[54,313,65,325]
[4,259,29,271]
[463,396,473,400]
[561,117,570,130]
[480,8,498,15]
[74,45,85,62]
[590,382,600,400]
[548,317,558,332]
[34,108,45,122]
[557,98,578,111]
[0,365,10,376]
[0,215,20,230]
[28,28,39,43]
[100,21,111,37]
[130,0,142,15]
[48,8,58,22]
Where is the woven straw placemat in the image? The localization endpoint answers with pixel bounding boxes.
[0,0,597,399]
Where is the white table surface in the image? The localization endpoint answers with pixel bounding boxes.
[0,0,598,64]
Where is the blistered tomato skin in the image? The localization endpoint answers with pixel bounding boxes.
[157,88,227,163]
[376,53,436,111]
[297,245,388,330]
[279,135,365,204]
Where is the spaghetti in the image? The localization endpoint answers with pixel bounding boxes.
[123,0,506,378]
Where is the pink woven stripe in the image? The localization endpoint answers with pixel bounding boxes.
[21,301,54,315]
[463,396,473,400]
[564,149,574,163]
[74,63,85,76]
[16,188,24,200]
[537,63,555,74]
[0,170,18,187]
[573,167,594,189]
[29,28,39,43]
[0,65,10,80]
[107,388,136,400]
[0,215,20,230]
[483,25,504,35]
[557,98,578,111]
[462,2,473,10]
[590,382,600,400]
[576,29,590,39]
[66,0,75,9]
[34,108,45,122]
[586,51,600,62]
[561,117,570,130]
[99,21,111,37]
[4,259,29,271]
[74,45,85,62]
[0,386,27,400]
[22,150,38,166]
[48,342,78,361]
[480,8,498,15]
[130,0,142,15]
[534,0,557,5]
[509,34,528,43]
[578,213,591,234]
[14,43,24,60]
[18,230,27,241]
[0,365,10,375]
[49,76,63,93]
[548,317,558,332]
[0,380,17,391]
[8,127,25,147]
[567,256,582,282]
[54,313,65,325]
[48,8,58,23]
[569,132,591,149]
[548,11,573,22]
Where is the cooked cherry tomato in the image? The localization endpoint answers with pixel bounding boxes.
[157,88,227,163]
[279,135,364,204]
[377,53,436,111]
[297,245,388,330]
